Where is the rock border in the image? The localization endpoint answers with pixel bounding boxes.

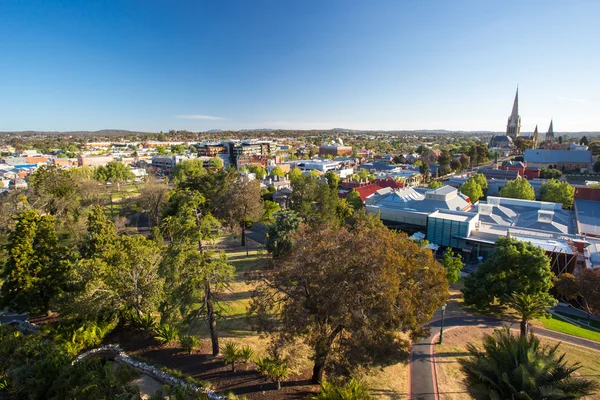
[74,344,225,400]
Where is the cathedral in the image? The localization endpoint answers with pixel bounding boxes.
[490,87,555,153]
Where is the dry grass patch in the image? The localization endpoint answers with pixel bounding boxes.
[434,326,600,400]
[361,362,409,399]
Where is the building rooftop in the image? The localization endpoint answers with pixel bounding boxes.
[429,210,478,222]
[472,196,575,235]
[511,234,574,255]
[575,199,600,237]
[524,149,592,164]
[366,185,471,213]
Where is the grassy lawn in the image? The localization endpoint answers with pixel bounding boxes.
[555,311,600,330]
[532,314,600,342]
[435,326,600,400]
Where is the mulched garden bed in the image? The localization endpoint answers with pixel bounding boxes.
[103,327,319,399]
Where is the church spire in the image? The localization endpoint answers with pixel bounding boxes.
[533,125,538,148]
[506,86,521,138]
[511,86,519,118]
[545,120,554,142]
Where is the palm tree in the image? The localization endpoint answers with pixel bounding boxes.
[508,292,556,336]
[459,327,598,399]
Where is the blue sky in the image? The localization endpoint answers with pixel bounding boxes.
[1,0,599,132]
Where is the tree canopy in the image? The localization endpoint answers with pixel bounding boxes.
[1,210,74,314]
[498,178,536,200]
[540,179,575,209]
[251,222,448,383]
[462,236,554,310]
[459,177,484,203]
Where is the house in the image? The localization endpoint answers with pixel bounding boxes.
[500,161,540,179]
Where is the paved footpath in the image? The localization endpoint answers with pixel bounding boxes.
[410,315,600,400]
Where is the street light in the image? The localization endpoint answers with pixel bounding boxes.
[439,303,448,345]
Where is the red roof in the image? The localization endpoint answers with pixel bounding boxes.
[354,183,384,201]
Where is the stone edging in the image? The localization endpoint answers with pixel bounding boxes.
[74,344,225,400]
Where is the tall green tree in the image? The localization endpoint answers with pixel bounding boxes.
[251,223,448,383]
[171,159,206,185]
[498,178,536,200]
[462,237,554,311]
[346,190,364,211]
[324,171,341,190]
[442,247,463,284]
[428,181,443,189]
[471,173,488,195]
[0,210,73,314]
[265,209,302,258]
[29,165,79,218]
[66,208,164,321]
[93,161,134,192]
[208,156,224,169]
[290,174,342,227]
[93,161,135,216]
[160,236,234,356]
[540,179,575,209]
[459,327,597,399]
[459,178,484,203]
[271,166,286,178]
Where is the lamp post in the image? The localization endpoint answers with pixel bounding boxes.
[439,303,448,345]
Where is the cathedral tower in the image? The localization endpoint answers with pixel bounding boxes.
[545,120,554,142]
[533,125,539,148]
[506,87,521,138]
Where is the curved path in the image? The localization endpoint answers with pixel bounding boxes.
[410,315,600,400]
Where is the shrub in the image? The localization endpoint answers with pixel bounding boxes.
[180,335,200,355]
[255,354,290,390]
[154,324,178,344]
[312,379,371,400]
[221,342,242,372]
[124,311,156,331]
[239,345,254,363]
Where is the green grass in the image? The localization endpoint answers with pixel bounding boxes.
[555,311,600,330]
[536,314,600,342]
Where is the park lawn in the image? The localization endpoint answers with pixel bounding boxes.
[554,311,600,330]
[435,326,600,400]
[532,315,600,342]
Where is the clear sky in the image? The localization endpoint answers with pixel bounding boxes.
[1,0,599,132]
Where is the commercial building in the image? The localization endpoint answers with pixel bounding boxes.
[318,140,353,157]
[365,185,472,230]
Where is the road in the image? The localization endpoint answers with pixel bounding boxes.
[246,223,268,245]
[136,212,151,236]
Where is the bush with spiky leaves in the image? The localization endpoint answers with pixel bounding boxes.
[459,327,598,399]
[312,378,371,400]
[221,342,242,372]
[154,324,178,345]
[255,354,290,390]
[180,335,200,355]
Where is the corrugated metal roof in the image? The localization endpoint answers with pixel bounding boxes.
[524,149,592,164]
